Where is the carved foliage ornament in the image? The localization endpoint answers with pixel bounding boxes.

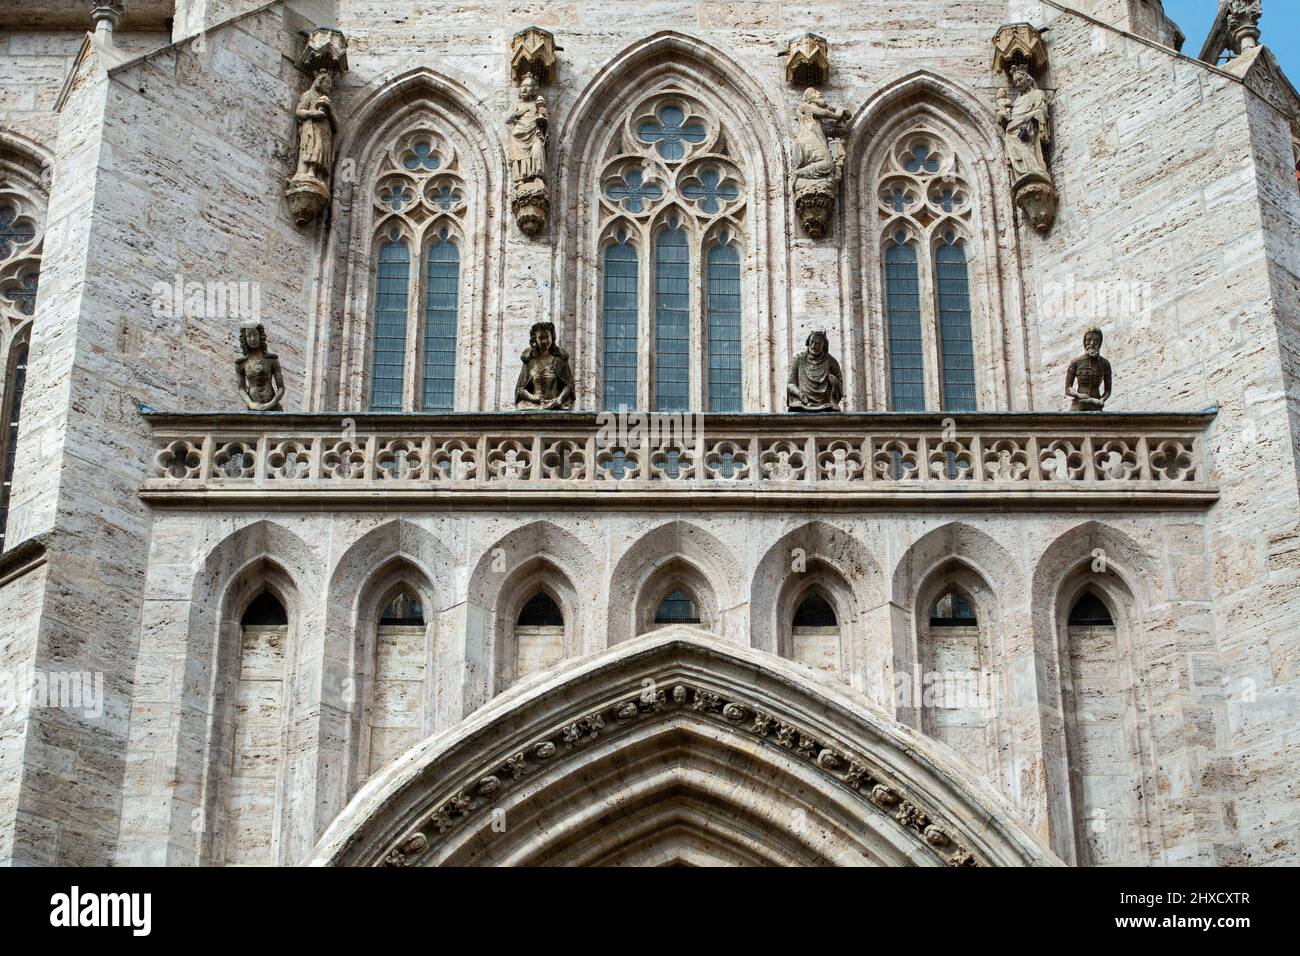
[992,23,1056,234]
[1227,0,1263,51]
[377,679,985,867]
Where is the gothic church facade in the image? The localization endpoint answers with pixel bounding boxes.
[0,0,1297,867]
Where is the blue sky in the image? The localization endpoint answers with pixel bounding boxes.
[1162,0,1300,80]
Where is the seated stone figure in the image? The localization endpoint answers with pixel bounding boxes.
[514,321,575,410]
[787,330,844,412]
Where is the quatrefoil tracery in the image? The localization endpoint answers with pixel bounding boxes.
[876,132,973,243]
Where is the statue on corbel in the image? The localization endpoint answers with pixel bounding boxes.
[507,27,558,237]
[786,34,850,239]
[285,28,349,228]
[993,23,1057,234]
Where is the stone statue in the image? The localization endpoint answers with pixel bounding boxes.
[507,73,550,236]
[515,321,574,410]
[285,71,339,227]
[1065,326,1112,411]
[997,65,1057,233]
[787,330,844,412]
[236,321,285,411]
[792,87,849,238]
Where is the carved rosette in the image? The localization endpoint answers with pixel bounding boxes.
[374,678,986,868]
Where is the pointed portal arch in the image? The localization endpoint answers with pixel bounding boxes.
[309,629,1060,868]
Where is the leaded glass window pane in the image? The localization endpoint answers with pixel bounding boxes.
[936,237,976,411]
[421,236,459,411]
[655,590,699,625]
[603,237,638,410]
[1,341,28,550]
[884,240,925,411]
[706,239,742,412]
[654,225,690,412]
[370,237,410,411]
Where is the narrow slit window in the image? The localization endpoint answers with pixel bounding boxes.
[421,232,459,411]
[706,235,742,412]
[603,234,638,410]
[884,235,925,411]
[654,222,690,412]
[370,232,410,411]
[935,234,976,411]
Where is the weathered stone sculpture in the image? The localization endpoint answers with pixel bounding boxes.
[787,330,844,412]
[237,321,285,411]
[792,87,849,239]
[1227,0,1263,51]
[1065,326,1112,411]
[993,23,1057,234]
[285,28,348,228]
[515,321,574,410]
[508,72,550,236]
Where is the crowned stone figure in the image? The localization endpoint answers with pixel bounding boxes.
[787,330,844,411]
[236,321,285,411]
[515,321,575,410]
[1065,325,1112,411]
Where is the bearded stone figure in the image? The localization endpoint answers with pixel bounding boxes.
[515,321,575,410]
[1065,326,1112,411]
[792,87,849,238]
[787,330,844,411]
[507,73,550,235]
[998,65,1057,233]
[236,321,285,411]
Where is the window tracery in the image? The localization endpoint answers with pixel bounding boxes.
[596,90,748,412]
[366,127,469,411]
[874,133,978,411]
[0,182,42,550]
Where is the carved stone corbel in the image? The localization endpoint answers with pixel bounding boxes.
[284,27,348,228]
[993,23,1057,234]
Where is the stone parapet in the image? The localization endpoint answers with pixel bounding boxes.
[140,409,1217,510]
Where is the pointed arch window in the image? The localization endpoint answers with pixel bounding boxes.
[515,591,564,679]
[0,184,43,551]
[597,92,748,411]
[791,590,842,676]
[366,130,467,411]
[873,134,981,410]
[602,232,639,410]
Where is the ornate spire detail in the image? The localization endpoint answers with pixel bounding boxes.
[1226,0,1263,52]
[90,0,126,44]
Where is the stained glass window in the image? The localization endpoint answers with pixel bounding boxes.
[0,340,28,550]
[603,234,638,410]
[654,223,690,412]
[935,234,976,412]
[884,236,925,411]
[370,232,410,411]
[706,237,742,412]
[421,232,459,411]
